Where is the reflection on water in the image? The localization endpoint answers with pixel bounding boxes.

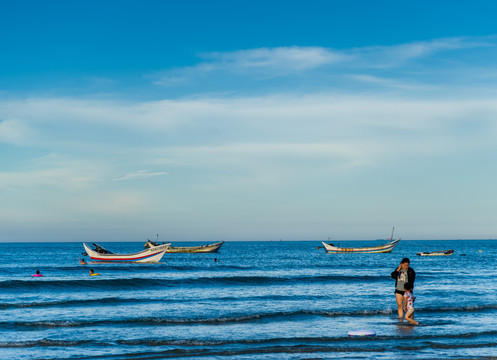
[395,320,417,336]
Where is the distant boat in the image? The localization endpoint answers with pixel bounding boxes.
[144,240,225,253]
[417,249,454,256]
[321,227,401,254]
[83,242,170,263]
[322,238,401,253]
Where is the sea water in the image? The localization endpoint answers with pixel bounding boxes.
[0,240,496,359]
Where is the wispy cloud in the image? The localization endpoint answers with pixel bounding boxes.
[350,37,492,68]
[2,93,497,162]
[154,36,496,88]
[113,170,168,181]
[204,46,347,72]
[155,46,348,85]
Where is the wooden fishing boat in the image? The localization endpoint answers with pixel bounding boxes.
[83,242,170,263]
[417,249,454,256]
[145,240,224,253]
[321,238,401,253]
[321,227,401,254]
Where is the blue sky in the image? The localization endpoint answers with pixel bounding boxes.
[1,1,497,241]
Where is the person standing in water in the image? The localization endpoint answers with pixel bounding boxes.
[391,257,415,318]
[403,282,418,325]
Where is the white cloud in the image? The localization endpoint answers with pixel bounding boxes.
[350,37,486,68]
[205,46,347,72]
[113,170,168,181]
[348,74,438,91]
[2,93,497,168]
[155,46,348,85]
[154,37,497,87]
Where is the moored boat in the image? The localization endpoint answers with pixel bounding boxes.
[321,238,401,253]
[83,242,170,263]
[321,227,401,254]
[417,249,454,256]
[144,240,224,253]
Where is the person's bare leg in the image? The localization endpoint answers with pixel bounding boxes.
[405,309,418,325]
[395,293,404,319]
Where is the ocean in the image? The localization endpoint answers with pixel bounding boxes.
[0,240,496,360]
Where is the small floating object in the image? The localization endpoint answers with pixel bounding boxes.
[347,329,376,337]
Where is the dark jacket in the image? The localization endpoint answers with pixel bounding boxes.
[391,267,416,291]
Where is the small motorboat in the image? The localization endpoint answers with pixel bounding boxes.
[83,242,170,263]
[417,249,454,256]
[144,240,224,253]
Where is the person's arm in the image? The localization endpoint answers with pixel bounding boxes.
[410,268,416,289]
[391,265,401,279]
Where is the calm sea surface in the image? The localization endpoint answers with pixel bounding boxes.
[1,240,496,360]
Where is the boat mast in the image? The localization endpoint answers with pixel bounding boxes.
[390,227,395,241]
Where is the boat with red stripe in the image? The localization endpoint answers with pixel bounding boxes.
[83,242,170,263]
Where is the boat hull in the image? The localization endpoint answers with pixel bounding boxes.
[321,238,401,254]
[166,242,224,253]
[83,243,169,263]
[417,250,454,256]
